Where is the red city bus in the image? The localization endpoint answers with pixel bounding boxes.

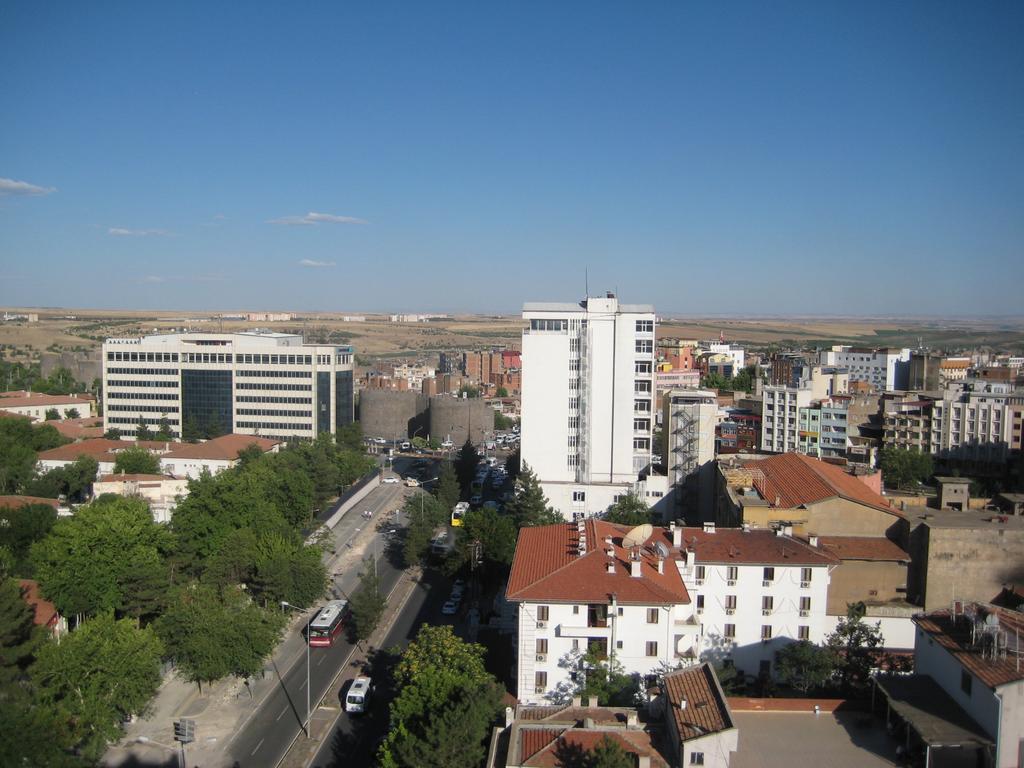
[307,600,349,647]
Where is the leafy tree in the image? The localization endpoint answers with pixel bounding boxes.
[203,527,259,588]
[336,448,376,488]
[495,386,509,398]
[154,414,174,441]
[454,439,479,495]
[112,445,161,475]
[0,578,45,687]
[0,418,38,493]
[825,602,885,694]
[44,408,60,421]
[32,612,164,760]
[251,533,326,609]
[31,496,173,619]
[380,625,504,768]
[135,416,154,441]
[434,461,460,511]
[774,640,837,694]
[402,493,448,567]
[63,408,80,420]
[506,446,521,481]
[0,686,80,768]
[156,583,284,689]
[494,411,514,430]
[104,428,122,440]
[336,420,363,452]
[411,436,428,450]
[506,463,562,528]
[0,502,58,577]
[448,506,517,576]
[349,556,386,641]
[603,494,654,526]
[878,447,933,490]
[457,384,480,399]
[64,454,99,501]
[575,644,637,706]
[31,423,69,451]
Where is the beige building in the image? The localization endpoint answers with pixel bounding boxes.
[93,473,190,524]
[0,391,96,421]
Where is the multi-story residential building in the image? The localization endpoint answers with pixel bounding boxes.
[883,394,937,453]
[761,368,849,454]
[875,603,1024,768]
[392,362,435,390]
[705,342,745,372]
[662,389,718,521]
[760,385,814,453]
[102,332,354,441]
[932,379,1016,471]
[939,357,971,383]
[505,519,837,703]
[716,413,761,454]
[521,294,655,517]
[797,396,851,460]
[819,346,911,391]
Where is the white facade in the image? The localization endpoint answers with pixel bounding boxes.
[102,332,354,442]
[761,385,815,453]
[0,393,95,421]
[663,389,718,521]
[92,474,190,524]
[931,379,1016,464]
[819,346,911,391]
[521,296,655,518]
[706,342,745,371]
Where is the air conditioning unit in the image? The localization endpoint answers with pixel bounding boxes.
[695,579,704,586]
[535,686,546,694]
[535,654,547,662]
[536,621,547,629]
[726,580,736,586]
[725,609,735,615]
[762,580,772,587]
[799,610,810,617]
[696,608,704,614]
[800,581,810,588]
[761,609,772,616]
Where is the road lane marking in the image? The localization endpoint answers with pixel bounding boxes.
[299,678,307,690]
[276,705,288,721]
[317,655,326,666]
[251,738,264,755]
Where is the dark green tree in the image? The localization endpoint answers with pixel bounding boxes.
[154,414,174,441]
[349,556,387,642]
[506,446,521,481]
[454,439,479,495]
[0,578,45,687]
[63,454,99,501]
[104,428,122,440]
[506,462,562,528]
[112,445,161,475]
[573,644,636,706]
[774,640,838,694]
[494,411,514,430]
[134,416,154,441]
[402,493,448,567]
[825,602,885,694]
[63,408,80,420]
[30,423,69,451]
[335,421,363,452]
[0,502,58,577]
[602,493,654,526]
[251,533,327,609]
[435,461,461,511]
[555,734,635,768]
[0,418,38,493]
[44,408,60,421]
[495,386,509,398]
[448,506,517,576]
[32,612,164,761]
[0,686,80,767]
[878,447,933,489]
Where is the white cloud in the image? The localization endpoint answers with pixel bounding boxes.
[270,211,368,226]
[298,259,336,268]
[108,227,171,237]
[140,275,165,283]
[0,177,56,196]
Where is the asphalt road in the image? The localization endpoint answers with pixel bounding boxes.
[310,569,461,768]
[225,492,408,768]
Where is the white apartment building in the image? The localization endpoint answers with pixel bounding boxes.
[506,520,836,703]
[819,346,911,391]
[932,379,1016,465]
[521,295,656,518]
[706,342,745,372]
[761,385,814,453]
[662,389,718,521]
[102,332,354,441]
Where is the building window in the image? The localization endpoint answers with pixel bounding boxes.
[723,624,736,639]
[537,606,549,622]
[635,340,653,354]
[762,596,773,612]
[645,641,658,657]
[800,596,811,613]
[763,567,775,582]
[761,625,772,641]
[726,566,738,582]
[798,625,810,640]
[690,752,705,765]
[636,320,653,333]
[725,595,737,610]
[572,639,580,651]
[696,595,705,611]
[536,638,548,655]
[535,671,548,692]
[616,640,623,649]
[960,670,972,696]
[647,608,659,624]
[802,567,813,582]
[695,565,705,581]
[572,491,586,502]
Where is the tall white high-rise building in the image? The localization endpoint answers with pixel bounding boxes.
[102,332,354,442]
[521,294,655,518]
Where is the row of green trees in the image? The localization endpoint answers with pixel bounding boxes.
[701,364,758,394]
[0,361,91,396]
[0,417,71,494]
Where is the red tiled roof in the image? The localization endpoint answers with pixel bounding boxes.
[914,605,1024,689]
[18,579,60,629]
[36,438,174,463]
[669,527,838,566]
[817,536,910,562]
[507,520,690,605]
[52,417,104,440]
[744,452,899,516]
[519,728,562,764]
[523,728,669,768]
[664,662,734,741]
[0,392,94,408]
[97,473,176,483]
[161,434,279,461]
[0,495,60,510]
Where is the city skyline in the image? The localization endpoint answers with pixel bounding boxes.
[3,2,1023,314]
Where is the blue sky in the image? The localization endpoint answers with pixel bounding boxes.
[2,2,1022,315]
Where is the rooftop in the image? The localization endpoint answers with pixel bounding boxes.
[670,526,837,567]
[663,662,734,741]
[913,604,1024,689]
[910,509,1024,531]
[816,536,910,563]
[36,438,175,463]
[874,675,992,749]
[0,495,60,510]
[0,391,95,408]
[161,434,280,461]
[18,579,60,629]
[741,452,899,516]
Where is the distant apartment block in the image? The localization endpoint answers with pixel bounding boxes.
[663,389,718,521]
[819,345,911,391]
[246,312,292,322]
[102,332,354,441]
[521,294,655,517]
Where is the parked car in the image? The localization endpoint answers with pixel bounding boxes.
[441,599,459,615]
[345,677,374,714]
[400,441,411,451]
[404,477,420,487]
[469,494,483,506]
[382,477,399,484]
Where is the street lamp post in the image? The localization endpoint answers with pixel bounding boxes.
[280,601,312,737]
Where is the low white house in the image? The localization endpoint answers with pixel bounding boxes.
[93,473,190,524]
[158,434,280,478]
[0,391,96,420]
[506,519,838,703]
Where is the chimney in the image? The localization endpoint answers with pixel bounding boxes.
[741,522,751,533]
[672,524,682,548]
[684,549,695,569]
[504,706,514,727]
[630,558,643,578]
[638,757,651,768]
[606,548,615,558]
[679,698,687,710]
[572,696,582,707]
[584,717,596,729]
[782,524,793,537]
[703,522,715,534]
[808,534,819,547]
[607,561,615,574]
[657,557,664,574]
[604,535,613,546]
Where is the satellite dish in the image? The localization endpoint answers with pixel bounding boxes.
[655,541,670,559]
[622,523,654,549]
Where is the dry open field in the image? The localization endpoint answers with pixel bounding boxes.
[2,307,1023,365]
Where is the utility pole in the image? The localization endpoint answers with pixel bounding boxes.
[173,719,195,768]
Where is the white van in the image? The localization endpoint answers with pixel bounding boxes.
[345,676,373,714]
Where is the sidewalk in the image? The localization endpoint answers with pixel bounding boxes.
[102,483,408,768]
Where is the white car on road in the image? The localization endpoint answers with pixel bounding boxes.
[382,477,399,484]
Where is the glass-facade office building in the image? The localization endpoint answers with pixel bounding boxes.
[103,333,355,442]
